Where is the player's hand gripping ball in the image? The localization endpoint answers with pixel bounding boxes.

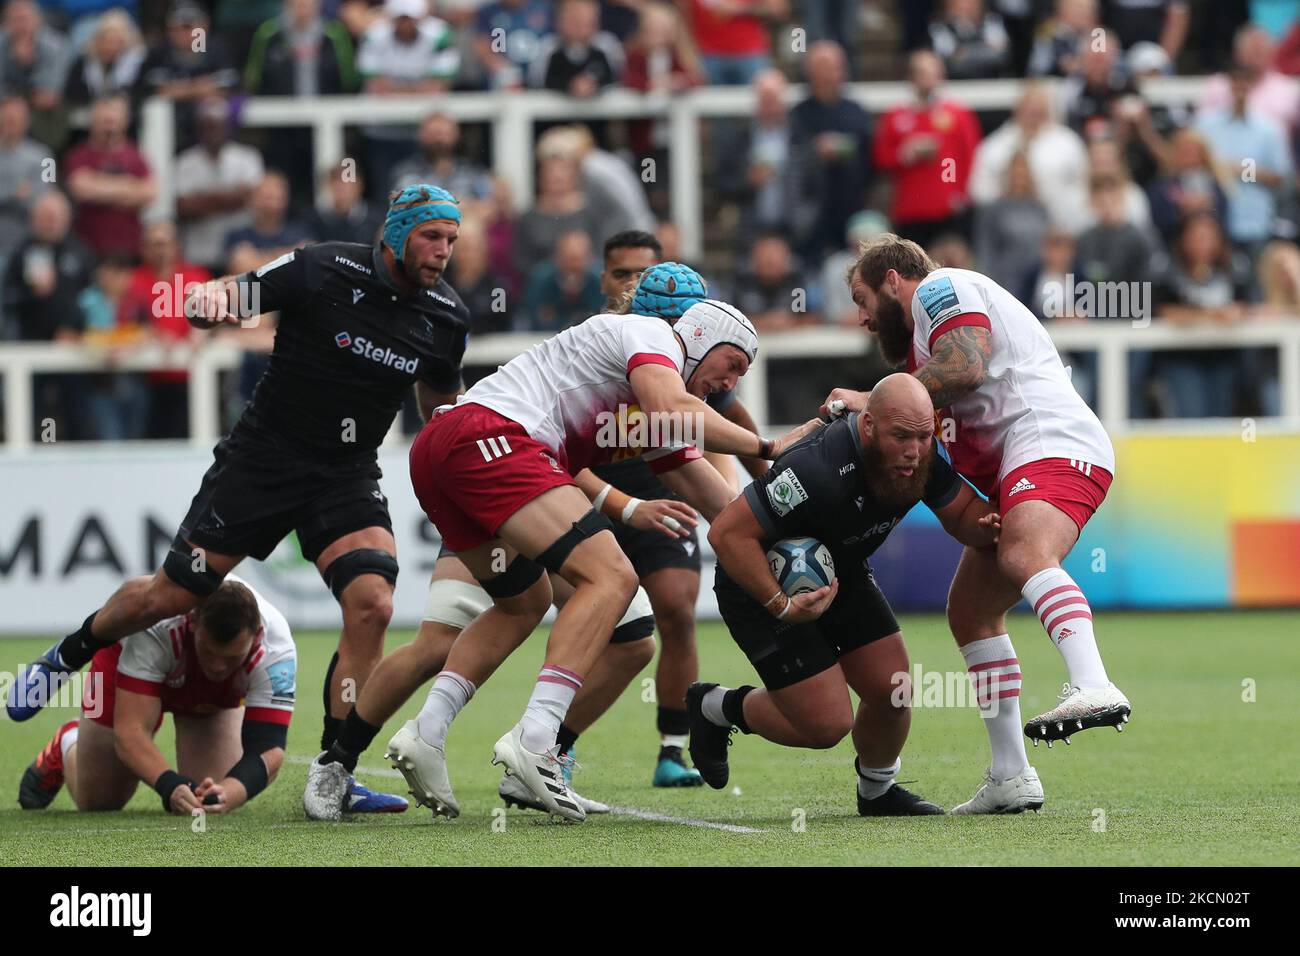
[766,537,836,596]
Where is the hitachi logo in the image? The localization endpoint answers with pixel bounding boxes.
[334,256,372,274]
[338,333,419,373]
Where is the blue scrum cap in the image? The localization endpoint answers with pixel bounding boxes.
[630,261,708,320]
[383,184,461,257]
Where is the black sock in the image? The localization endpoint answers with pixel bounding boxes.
[656,705,690,737]
[722,686,755,735]
[321,716,342,753]
[556,724,579,758]
[56,612,110,670]
[321,710,380,773]
[320,652,341,750]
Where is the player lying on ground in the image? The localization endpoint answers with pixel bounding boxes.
[19,579,296,816]
[7,183,475,813]
[302,262,771,818]
[395,299,804,823]
[690,374,1002,815]
[824,234,1130,814]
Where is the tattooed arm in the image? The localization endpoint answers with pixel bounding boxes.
[913,325,992,408]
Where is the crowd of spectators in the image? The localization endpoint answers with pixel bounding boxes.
[0,0,1298,441]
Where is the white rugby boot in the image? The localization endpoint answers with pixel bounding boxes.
[498,770,611,815]
[491,722,585,823]
[1025,682,1131,746]
[303,752,350,821]
[384,719,460,818]
[951,766,1045,815]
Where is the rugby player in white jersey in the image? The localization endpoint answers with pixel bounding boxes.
[304,264,769,819]
[18,578,298,816]
[826,235,1130,814]
[397,299,794,822]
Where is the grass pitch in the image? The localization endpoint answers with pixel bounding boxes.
[2,611,1297,866]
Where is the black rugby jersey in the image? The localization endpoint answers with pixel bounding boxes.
[230,241,470,461]
[722,413,962,587]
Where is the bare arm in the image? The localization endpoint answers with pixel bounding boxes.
[932,481,1001,548]
[720,397,769,478]
[913,325,992,409]
[364,76,451,94]
[184,275,243,329]
[112,689,205,814]
[628,364,768,458]
[656,456,735,522]
[112,689,168,788]
[1159,2,1190,59]
[576,466,698,536]
[706,493,837,623]
[176,185,254,219]
[67,170,156,208]
[703,450,740,494]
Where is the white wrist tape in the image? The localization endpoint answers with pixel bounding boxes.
[592,483,613,513]
[621,497,643,524]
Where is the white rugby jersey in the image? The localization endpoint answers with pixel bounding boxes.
[908,267,1115,494]
[450,313,697,474]
[115,575,297,725]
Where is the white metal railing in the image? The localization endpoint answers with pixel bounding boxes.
[140,76,1211,262]
[2,320,1297,450]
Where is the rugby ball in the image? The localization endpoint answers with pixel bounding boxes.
[766,537,836,596]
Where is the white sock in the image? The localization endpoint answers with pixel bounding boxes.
[521,664,583,752]
[856,757,900,799]
[661,733,688,749]
[701,685,731,727]
[60,725,79,762]
[415,671,475,749]
[1022,567,1109,690]
[961,635,1029,780]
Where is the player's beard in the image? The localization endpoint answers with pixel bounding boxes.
[874,291,912,367]
[401,253,445,289]
[862,438,932,509]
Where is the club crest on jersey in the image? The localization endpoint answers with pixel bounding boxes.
[767,468,808,516]
[267,659,296,700]
[917,277,962,327]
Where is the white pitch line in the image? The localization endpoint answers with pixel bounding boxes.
[289,755,767,833]
[604,807,766,834]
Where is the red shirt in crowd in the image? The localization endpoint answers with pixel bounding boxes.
[686,0,770,57]
[119,262,211,384]
[872,98,983,226]
[61,141,152,259]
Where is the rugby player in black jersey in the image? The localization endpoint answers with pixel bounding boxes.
[690,374,1002,816]
[8,184,471,817]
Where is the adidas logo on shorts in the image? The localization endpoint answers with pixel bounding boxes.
[1007,477,1036,496]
